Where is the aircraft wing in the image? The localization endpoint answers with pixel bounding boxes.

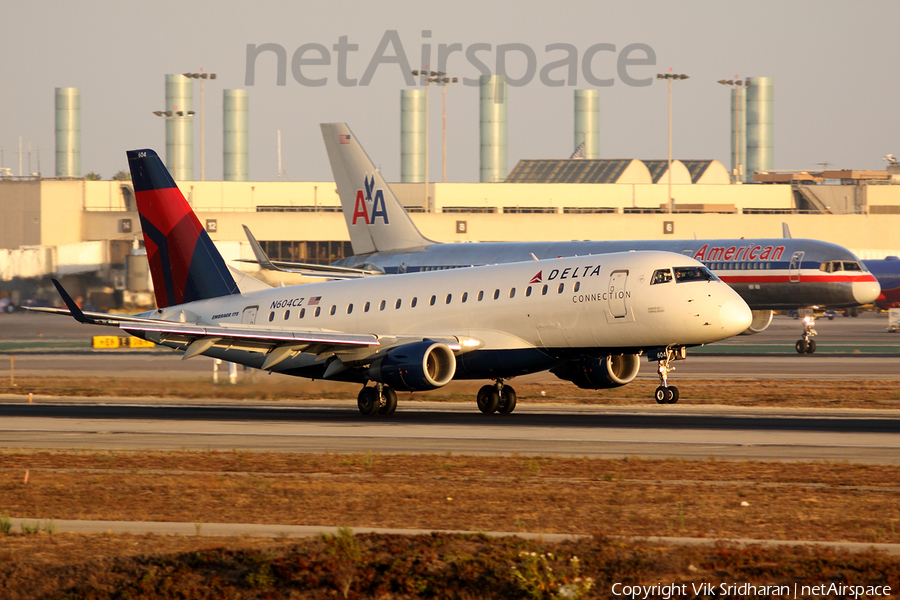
[37,278,482,372]
[238,224,383,279]
[28,302,377,350]
[25,306,168,325]
[36,278,383,370]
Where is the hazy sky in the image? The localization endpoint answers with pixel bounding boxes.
[1,0,897,182]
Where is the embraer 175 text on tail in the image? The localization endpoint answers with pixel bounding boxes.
[33,149,752,414]
[311,123,880,355]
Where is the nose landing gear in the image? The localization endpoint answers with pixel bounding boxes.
[795,310,818,354]
[654,346,686,404]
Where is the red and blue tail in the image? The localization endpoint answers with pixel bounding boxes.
[127,149,238,308]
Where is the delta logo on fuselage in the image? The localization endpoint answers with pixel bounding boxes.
[693,244,786,263]
[352,175,389,226]
[531,265,604,283]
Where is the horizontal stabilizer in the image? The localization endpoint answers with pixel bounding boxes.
[240,224,384,279]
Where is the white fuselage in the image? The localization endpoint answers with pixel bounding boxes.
[146,251,751,381]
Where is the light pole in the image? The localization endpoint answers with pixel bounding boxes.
[717,78,750,183]
[657,71,689,213]
[183,71,217,181]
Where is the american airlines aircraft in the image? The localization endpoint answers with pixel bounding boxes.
[32,149,752,413]
[247,123,880,355]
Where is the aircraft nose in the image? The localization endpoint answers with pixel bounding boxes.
[853,276,881,305]
[720,298,753,336]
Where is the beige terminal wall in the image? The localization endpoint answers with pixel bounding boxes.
[82,210,900,256]
[409,212,900,253]
[9,179,900,256]
[81,180,796,213]
[0,181,42,248]
[417,182,793,212]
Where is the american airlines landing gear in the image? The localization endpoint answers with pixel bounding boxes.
[357,384,398,416]
[654,347,685,404]
[377,384,398,416]
[477,380,517,414]
[795,309,818,354]
[357,386,379,416]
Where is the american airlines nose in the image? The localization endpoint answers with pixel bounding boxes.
[853,275,881,305]
[720,298,753,337]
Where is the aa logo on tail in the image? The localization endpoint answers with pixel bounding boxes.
[352,175,390,226]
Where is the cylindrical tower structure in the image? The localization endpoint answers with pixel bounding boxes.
[574,89,599,159]
[223,89,249,181]
[480,75,507,183]
[165,74,194,181]
[746,76,773,180]
[400,89,425,183]
[55,87,80,177]
[731,86,747,182]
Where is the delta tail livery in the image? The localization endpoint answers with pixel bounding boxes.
[32,149,752,413]
[311,123,880,355]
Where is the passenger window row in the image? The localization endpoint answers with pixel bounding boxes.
[265,281,581,322]
[707,262,773,271]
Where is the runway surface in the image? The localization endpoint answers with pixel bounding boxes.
[2,400,899,463]
[2,312,899,464]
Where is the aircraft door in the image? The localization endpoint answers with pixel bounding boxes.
[241,305,259,325]
[789,251,804,283]
[608,269,629,318]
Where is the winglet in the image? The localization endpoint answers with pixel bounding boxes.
[242,224,275,270]
[782,223,792,239]
[51,278,97,324]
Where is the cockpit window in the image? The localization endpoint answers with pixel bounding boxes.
[673,266,718,283]
[650,269,673,285]
[821,260,863,273]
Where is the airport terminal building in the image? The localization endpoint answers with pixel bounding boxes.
[2,163,900,310]
[3,79,900,309]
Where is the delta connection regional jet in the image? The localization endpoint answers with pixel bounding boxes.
[31,149,752,414]
[243,123,880,355]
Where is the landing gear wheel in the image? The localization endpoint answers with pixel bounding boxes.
[805,339,816,354]
[477,385,500,414]
[655,386,668,404]
[666,387,679,404]
[378,387,398,415]
[357,387,379,416]
[497,386,517,414]
[795,340,808,354]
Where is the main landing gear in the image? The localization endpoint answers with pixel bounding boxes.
[795,309,818,354]
[654,347,686,404]
[357,383,398,416]
[477,379,517,415]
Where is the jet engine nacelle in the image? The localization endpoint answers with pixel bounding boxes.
[550,354,641,389]
[370,341,457,391]
[740,309,774,335]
